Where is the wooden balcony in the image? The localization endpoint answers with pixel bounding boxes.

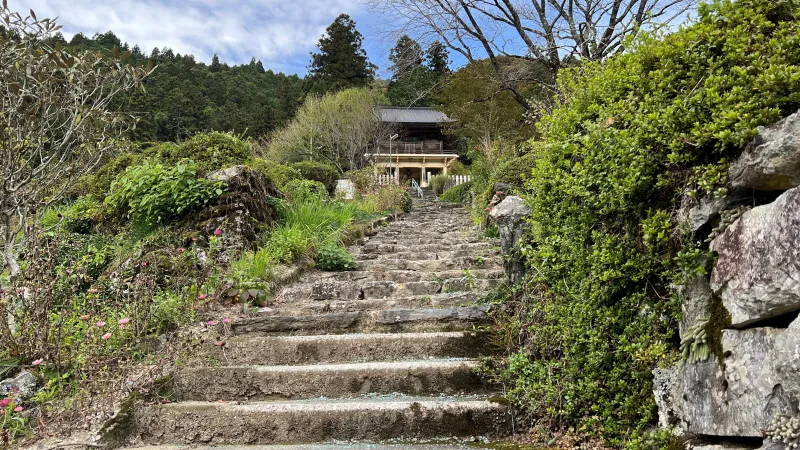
[374,140,458,155]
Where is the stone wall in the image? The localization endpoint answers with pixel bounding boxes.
[655,110,800,450]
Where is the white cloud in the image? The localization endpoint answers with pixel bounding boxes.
[15,0,368,73]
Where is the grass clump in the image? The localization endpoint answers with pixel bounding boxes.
[441,181,473,204]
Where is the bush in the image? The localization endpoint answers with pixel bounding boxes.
[362,184,412,215]
[441,181,473,204]
[250,158,302,192]
[315,242,356,271]
[429,174,450,195]
[69,152,146,200]
[291,161,339,193]
[169,132,253,173]
[40,196,105,234]
[489,0,800,444]
[490,152,536,188]
[106,159,224,225]
[284,179,329,204]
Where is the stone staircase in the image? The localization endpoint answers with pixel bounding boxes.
[127,198,511,447]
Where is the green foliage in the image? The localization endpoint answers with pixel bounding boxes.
[291,161,340,193]
[148,290,196,334]
[106,159,224,225]
[429,174,450,195]
[491,153,537,188]
[56,32,304,142]
[315,241,357,271]
[41,196,105,234]
[284,179,329,204]
[361,184,413,214]
[167,132,253,173]
[490,0,800,443]
[441,181,473,204]
[307,14,375,95]
[250,158,302,192]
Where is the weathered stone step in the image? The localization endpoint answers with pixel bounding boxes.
[231,306,491,335]
[133,396,510,445]
[266,291,488,317]
[126,444,507,450]
[359,242,492,255]
[308,268,505,284]
[357,257,502,272]
[175,360,489,401]
[365,236,484,245]
[198,332,493,365]
[279,278,501,302]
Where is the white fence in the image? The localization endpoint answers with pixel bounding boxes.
[442,174,471,192]
[375,173,399,185]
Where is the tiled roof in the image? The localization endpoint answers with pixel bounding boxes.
[376,106,454,124]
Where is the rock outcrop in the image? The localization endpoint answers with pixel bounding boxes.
[710,186,800,328]
[730,109,800,191]
[489,195,531,285]
[654,322,798,438]
[0,370,37,401]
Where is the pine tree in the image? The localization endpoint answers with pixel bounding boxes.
[307,14,375,95]
[210,53,221,72]
[389,35,423,78]
[426,41,450,75]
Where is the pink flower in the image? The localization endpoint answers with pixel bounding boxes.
[223,317,231,324]
[118,318,130,325]
[101,332,112,340]
[0,399,11,408]
[96,321,106,327]
[88,288,98,294]
[13,406,22,413]
[198,294,207,300]
[177,248,185,253]
[207,320,217,326]
[32,359,43,366]
[213,229,222,236]
[141,261,149,267]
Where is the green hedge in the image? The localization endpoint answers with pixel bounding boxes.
[490,0,800,445]
[291,161,339,194]
[440,181,473,204]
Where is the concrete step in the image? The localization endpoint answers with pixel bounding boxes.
[278,279,501,303]
[230,306,491,335]
[174,360,490,401]
[133,396,511,445]
[197,332,494,365]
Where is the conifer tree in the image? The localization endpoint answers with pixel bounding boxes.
[425,41,450,75]
[210,53,221,72]
[307,14,375,94]
[388,35,423,77]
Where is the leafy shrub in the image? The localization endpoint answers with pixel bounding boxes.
[291,161,339,193]
[250,158,302,192]
[284,179,329,204]
[346,165,379,196]
[491,153,536,189]
[441,181,473,204]
[106,159,224,225]
[429,174,450,195]
[315,242,356,271]
[168,132,253,173]
[41,196,105,234]
[489,0,800,444]
[362,184,412,215]
[69,152,146,200]
[149,290,195,334]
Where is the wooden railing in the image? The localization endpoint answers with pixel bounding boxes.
[375,140,457,155]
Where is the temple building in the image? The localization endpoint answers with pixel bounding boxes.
[372,106,458,187]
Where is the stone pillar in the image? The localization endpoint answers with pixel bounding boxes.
[489,196,532,285]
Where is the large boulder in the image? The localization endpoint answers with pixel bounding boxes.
[729,110,800,191]
[654,322,799,438]
[489,196,531,285]
[710,186,800,328]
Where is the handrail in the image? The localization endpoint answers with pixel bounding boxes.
[410,178,424,198]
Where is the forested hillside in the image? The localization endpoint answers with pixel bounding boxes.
[50,31,305,142]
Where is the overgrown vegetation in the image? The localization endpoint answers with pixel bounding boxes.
[482,0,800,445]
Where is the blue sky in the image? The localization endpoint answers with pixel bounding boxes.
[20,0,399,76]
